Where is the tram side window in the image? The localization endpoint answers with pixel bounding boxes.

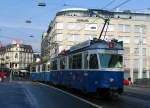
[48,65,50,71]
[84,53,88,69]
[52,60,57,70]
[69,56,73,69]
[60,57,65,69]
[32,66,36,72]
[38,65,40,71]
[42,64,46,71]
[72,53,82,69]
[89,54,98,69]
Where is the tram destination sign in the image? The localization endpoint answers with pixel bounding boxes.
[104,50,123,54]
[105,50,118,54]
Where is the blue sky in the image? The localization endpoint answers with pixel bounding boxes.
[0,0,150,51]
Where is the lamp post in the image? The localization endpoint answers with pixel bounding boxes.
[138,27,143,79]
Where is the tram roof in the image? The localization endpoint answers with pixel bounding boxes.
[57,39,123,58]
[70,39,123,53]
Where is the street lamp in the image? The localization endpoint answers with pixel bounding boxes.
[38,2,46,7]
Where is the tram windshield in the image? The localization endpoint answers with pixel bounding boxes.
[99,54,123,68]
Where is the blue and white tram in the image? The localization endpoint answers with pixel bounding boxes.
[31,39,124,95]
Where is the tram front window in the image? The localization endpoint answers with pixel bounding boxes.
[99,54,123,68]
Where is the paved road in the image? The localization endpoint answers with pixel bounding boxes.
[0,81,150,108]
[87,86,150,108]
[0,82,96,108]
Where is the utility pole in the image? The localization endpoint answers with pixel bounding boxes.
[130,55,134,83]
[9,62,12,82]
[138,27,143,79]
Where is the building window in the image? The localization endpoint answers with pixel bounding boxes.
[56,22,63,29]
[66,22,82,30]
[118,36,130,43]
[118,24,130,32]
[64,35,74,42]
[134,36,146,44]
[133,59,138,68]
[124,47,130,55]
[134,25,146,33]
[115,14,132,19]
[134,25,141,33]
[104,24,114,32]
[56,34,63,41]
[85,24,97,31]
[84,34,97,40]
[133,16,146,21]
[134,48,139,54]
[134,48,146,55]
[143,59,146,67]
[118,25,124,32]
[76,36,85,42]
[101,35,113,40]
[124,59,130,68]
[143,48,146,55]
[91,27,96,29]
[64,34,81,42]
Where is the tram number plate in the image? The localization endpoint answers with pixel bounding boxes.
[105,50,118,54]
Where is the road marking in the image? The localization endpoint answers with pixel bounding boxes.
[39,83,102,108]
[21,84,40,108]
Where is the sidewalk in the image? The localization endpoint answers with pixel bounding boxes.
[130,84,150,88]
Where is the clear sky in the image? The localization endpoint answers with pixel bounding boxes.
[0,0,150,51]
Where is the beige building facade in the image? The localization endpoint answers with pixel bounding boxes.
[0,43,33,73]
[41,8,150,81]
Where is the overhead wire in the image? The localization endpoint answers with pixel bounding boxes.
[111,0,132,11]
[101,0,116,10]
[61,0,132,41]
[0,0,133,46]
[101,0,132,39]
[61,0,117,33]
